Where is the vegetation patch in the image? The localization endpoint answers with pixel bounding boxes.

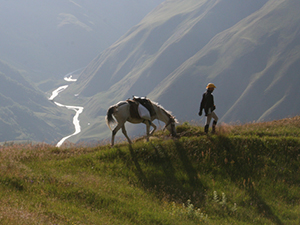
[0,116,299,224]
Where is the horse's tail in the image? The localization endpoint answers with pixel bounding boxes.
[105,106,116,130]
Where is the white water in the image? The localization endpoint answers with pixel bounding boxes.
[49,72,84,147]
[48,85,69,101]
[64,75,77,82]
[54,103,83,147]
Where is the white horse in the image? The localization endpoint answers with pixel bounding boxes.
[106,99,177,146]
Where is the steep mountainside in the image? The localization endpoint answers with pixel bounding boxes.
[150,0,300,122]
[0,61,72,143]
[60,0,300,142]
[0,0,164,143]
[0,0,164,83]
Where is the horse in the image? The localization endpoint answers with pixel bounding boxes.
[105,98,177,146]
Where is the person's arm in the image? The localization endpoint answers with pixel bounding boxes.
[211,95,216,111]
[199,93,205,116]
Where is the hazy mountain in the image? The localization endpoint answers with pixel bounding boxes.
[59,0,300,142]
[0,0,164,143]
[0,60,72,143]
[0,0,164,84]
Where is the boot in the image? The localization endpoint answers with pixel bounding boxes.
[212,120,217,134]
[204,125,209,134]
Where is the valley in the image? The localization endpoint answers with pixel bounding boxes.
[1,0,300,145]
[49,72,84,147]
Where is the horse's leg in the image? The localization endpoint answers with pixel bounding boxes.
[145,120,151,142]
[111,123,123,146]
[150,122,157,135]
[122,125,132,144]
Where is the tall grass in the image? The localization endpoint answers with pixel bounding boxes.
[0,116,299,224]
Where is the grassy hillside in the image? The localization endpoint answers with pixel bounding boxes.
[0,116,299,224]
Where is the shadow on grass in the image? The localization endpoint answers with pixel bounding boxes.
[211,135,284,225]
[128,145,148,187]
[127,135,286,224]
[128,142,207,205]
[250,190,284,225]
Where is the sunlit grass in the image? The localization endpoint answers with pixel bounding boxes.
[0,116,299,224]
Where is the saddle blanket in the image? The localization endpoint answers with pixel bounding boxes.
[138,104,151,120]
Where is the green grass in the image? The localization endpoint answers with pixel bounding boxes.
[0,117,300,224]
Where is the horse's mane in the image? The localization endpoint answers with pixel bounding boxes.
[150,100,178,122]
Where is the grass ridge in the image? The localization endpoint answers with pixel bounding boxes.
[0,117,299,224]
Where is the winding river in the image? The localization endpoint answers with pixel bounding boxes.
[49,71,84,147]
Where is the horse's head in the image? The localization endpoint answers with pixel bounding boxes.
[164,117,177,137]
[151,101,177,137]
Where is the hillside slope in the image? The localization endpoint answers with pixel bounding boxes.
[0,61,72,143]
[0,1,164,143]
[150,0,300,122]
[0,117,299,224]
[0,0,164,83]
[70,0,268,98]
[59,0,300,143]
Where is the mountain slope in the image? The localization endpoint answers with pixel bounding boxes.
[0,0,164,143]
[0,0,164,83]
[150,0,300,122]
[72,0,268,98]
[60,0,300,142]
[0,61,72,143]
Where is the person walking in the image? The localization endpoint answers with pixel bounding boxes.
[198,83,218,134]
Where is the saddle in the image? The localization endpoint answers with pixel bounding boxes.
[127,99,141,119]
[127,96,156,120]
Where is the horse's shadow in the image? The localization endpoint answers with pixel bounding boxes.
[128,136,284,224]
[128,146,148,187]
[208,135,284,225]
[128,142,207,205]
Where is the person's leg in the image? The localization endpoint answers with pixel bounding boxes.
[211,112,218,133]
[205,114,212,134]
